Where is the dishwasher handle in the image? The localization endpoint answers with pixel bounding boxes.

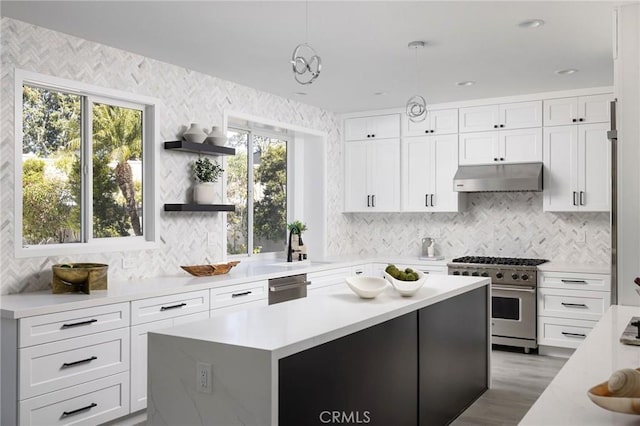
[270,281,311,292]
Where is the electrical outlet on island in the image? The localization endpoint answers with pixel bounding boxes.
[196,362,212,393]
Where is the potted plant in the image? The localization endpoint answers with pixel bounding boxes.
[193,157,224,204]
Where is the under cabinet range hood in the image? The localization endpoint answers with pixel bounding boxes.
[453,163,543,192]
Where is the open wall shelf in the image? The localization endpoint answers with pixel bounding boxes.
[164,141,235,156]
[164,204,235,212]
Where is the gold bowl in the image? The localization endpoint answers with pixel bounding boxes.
[52,263,108,294]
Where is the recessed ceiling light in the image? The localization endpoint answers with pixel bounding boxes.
[294,91,308,96]
[555,68,579,75]
[456,81,475,87]
[407,40,426,49]
[373,91,387,96]
[518,19,545,29]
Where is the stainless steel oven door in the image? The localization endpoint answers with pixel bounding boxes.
[491,285,536,341]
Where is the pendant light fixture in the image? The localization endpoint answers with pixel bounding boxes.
[291,0,322,85]
[406,41,427,123]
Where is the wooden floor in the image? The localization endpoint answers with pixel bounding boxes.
[453,347,567,426]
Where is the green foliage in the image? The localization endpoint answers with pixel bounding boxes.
[254,144,287,242]
[193,157,224,183]
[226,149,248,255]
[287,220,308,233]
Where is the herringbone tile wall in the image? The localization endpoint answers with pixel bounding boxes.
[0,18,610,294]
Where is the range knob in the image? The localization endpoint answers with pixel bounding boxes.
[471,272,479,276]
[452,271,460,276]
[496,272,503,279]
[511,273,519,280]
[521,274,529,281]
[481,272,489,277]
[462,271,469,276]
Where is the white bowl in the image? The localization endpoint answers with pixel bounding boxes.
[384,270,426,297]
[345,276,388,299]
[204,136,227,146]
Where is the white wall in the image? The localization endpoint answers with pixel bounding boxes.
[615,4,640,306]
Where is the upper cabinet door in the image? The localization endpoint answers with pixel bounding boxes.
[543,126,579,212]
[458,131,499,165]
[404,114,431,136]
[499,101,542,129]
[344,114,400,141]
[578,123,610,212]
[369,139,400,211]
[344,141,369,211]
[402,137,434,211]
[543,97,579,127]
[578,94,612,124]
[459,105,499,133]
[430,109,458,135]
[431,134,462,212]
[499,128,543,164]
[344,117,370,141]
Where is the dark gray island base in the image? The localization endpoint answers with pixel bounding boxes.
[279,286,488,425]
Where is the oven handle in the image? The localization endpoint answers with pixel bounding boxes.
[269,281,311,292]
[492,285,535,293]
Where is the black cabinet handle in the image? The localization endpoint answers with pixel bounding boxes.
[160,302,186,311]
[62,356,98,368]
[561,331,586,338]
[572,191,578,206]
[561,302,588,308]
[500,124,505,128]
[579,118,584,122]
[561,279,587,284]
[499,157,504,161]
[430,194,434,207]
[61,319,98,329]
[62,403,97,418]
[372,195,376,207]
[367,195,370,207]
[232,291,252,298]
[493,124,498,129]
[371,134,376,138]
[572,118,577,123]
[425,194,428,207]
[366,134,370,138]
[430,130,435,133]
[579,191,585,206]
[494,158,498,161]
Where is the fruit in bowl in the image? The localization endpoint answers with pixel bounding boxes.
[345,276,388,299]
[384,264,426,297]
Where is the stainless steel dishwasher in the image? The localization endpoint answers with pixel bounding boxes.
[268,273,309,305]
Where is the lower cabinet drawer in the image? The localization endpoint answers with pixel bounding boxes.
[131,290,209,325]
[19,328,129,400]
[538,288,610,321]
[308,267,351,290]
[210,281,267,309]
[538,316,596,348]
[19,372,129,426]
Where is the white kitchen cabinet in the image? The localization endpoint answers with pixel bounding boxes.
[372,262,447,279]
[130,311,208,412]
[308,267,353,294]
[344,139,400,212]
[459,128,542,165]
[402,134,463,212]
[543,123,610,212]
[543,94,612,127]
[459,101,541,133]
[344,113,400,141]
[537,270,611,349]
[404,108,458,136]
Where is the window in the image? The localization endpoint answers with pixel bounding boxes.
[16,71,158,256]
[226,128,288,256]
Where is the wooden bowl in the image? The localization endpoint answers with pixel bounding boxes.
[588,369,640,414]
[181,261,240,277]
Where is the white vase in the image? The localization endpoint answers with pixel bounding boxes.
[204,126,227,146]
[183,123,207,144]
[193,182,216,204]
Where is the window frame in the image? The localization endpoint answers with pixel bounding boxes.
[225,126,291,259]
[14,69,161,258]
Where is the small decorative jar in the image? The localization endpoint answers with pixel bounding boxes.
[204,126,227,146]
[183,123,207,144]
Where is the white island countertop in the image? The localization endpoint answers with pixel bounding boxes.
[150,274,487,359]
[520,305,640,425]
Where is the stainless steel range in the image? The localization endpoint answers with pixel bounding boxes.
[448,256,548,353]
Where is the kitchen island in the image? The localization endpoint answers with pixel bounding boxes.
[147,275,490,426]
[520,305,640,425]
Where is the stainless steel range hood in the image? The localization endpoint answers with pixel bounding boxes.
[453,163,543,192]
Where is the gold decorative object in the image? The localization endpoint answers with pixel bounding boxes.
[588,368,640,414]
[52,263,108,294]
[181,261,240,277]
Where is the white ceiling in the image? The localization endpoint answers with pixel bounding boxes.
[2,1,615,113]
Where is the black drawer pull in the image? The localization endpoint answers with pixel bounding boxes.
[62,356,97,368]
[561,279,587,284]
[561,302,588,308]
[232,291,252,298]
[160,303,187,311]
[561,331,586,338]
[61,319,98,329]
[62,402,97,417]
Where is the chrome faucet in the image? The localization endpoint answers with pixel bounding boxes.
[287,225,302,262]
